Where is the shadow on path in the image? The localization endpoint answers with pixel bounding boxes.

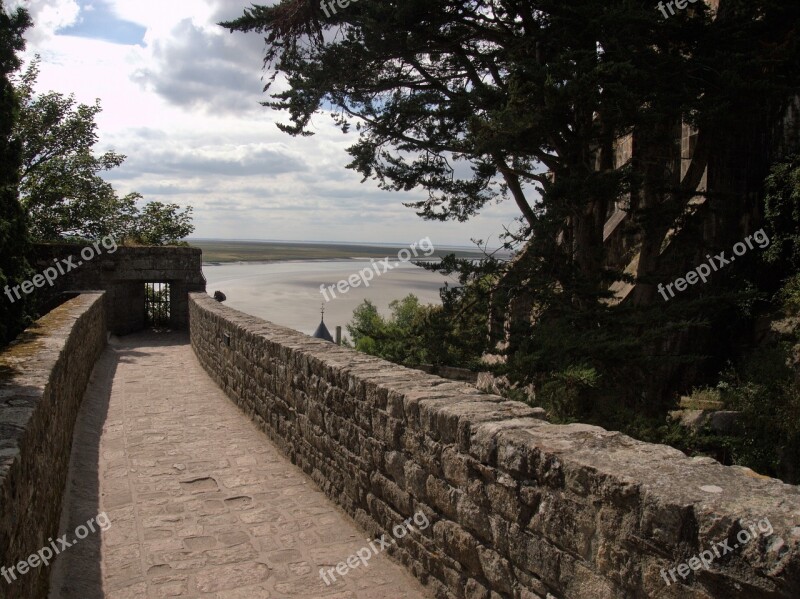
[48,339,120,598]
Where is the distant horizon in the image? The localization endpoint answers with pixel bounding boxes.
[188,237,504,252]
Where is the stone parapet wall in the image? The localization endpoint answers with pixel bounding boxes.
[0,293,107,599]
[189,292,800,599]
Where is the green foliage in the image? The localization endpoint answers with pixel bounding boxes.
[642,271,800,483]
[346,287,491,369]
[225,0,800,308]
[656,420,737,467]
[721,361,800,482]
[502,296,726,415]
[0,2,33,345]
[664,344,800,484]
[14,59,194,245]
[415,251,497,369]
[763,154,800,271]
[778,273,800,316]
[680,386,723,410]
[724,288,800,481]
[535,366,600,424]
[346,296,430,366]
[15,59,130,240]
[129,201,194,246]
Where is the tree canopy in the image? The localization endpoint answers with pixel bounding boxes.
[0,2,33,344]
[14,59,194,245]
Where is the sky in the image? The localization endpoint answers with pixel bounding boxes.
[11,0,523,247]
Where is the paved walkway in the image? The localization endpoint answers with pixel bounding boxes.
[49,332,432,599]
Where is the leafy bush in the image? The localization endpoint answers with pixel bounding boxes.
[346,286,492,370]
[535,366,600,424]
[658,308,800,483]
[345,295,431,367]
[763,154,800,271]
[778,273,800,316]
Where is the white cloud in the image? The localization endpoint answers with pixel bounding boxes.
[11,0,80,43]
[14,0,521,246]
[110,0,217,31]
[131,16,266,115]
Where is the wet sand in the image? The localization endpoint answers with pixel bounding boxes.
[202,260,456,337]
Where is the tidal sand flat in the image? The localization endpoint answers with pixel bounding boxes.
[202,260,457,337]
[191,239,491,264]
[196,239,497,337]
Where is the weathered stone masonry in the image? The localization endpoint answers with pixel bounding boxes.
[0,294,106,599]
[189,292,800,599]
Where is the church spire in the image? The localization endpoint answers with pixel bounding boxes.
[312,302,334,342]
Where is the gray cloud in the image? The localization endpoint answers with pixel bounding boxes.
[135,183,205,195]
[132,17,268,114]
[124,127,169,141]
[106,145,305,179]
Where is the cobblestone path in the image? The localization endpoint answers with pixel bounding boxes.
[49,332,432,599]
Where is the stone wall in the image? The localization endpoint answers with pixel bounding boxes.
[0,293,107,599]
[31,244,206,335]
[418,364,479,384]
[189,293,800,599]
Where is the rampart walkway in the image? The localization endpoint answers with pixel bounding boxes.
[48,332,431,599]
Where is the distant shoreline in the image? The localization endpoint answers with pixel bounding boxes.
[192,239,504,265]
[202,257,443,267]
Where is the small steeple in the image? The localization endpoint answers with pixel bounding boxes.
[312,302,334,342]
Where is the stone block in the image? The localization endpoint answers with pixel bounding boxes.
[371,472,414,515]
[432,520,483,576]
[477,546,514,595]
[442,447,472,488]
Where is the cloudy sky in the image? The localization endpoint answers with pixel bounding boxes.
[11,0,522,247]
